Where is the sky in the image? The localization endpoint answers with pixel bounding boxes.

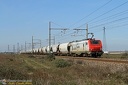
[0,0,128,52]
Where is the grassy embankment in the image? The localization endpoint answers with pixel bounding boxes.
[102,52,128,59]
[0,53,128,85]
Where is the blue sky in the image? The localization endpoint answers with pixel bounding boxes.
[0,0,128,52]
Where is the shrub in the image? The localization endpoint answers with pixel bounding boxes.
[121,52,128,59]
[55,59,71,68]
[46,54,55,61]
[32,70,50,85]
[0,82,2,85]
[0,65,28,80]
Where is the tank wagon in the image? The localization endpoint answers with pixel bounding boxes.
[21,38,103,57]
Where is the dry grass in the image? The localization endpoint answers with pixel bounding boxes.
[0,53,128,85]
[102,53,128,59]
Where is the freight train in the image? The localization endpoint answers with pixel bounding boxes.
[21,38,103,58]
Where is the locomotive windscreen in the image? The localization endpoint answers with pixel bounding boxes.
[90,40,100,44]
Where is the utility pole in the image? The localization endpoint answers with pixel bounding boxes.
[8,45,10,52]
[32,37,42,53]
[49,22,51,54]
[86,24,88,39]
[53,36,55,45]
[73,24,88,39]
[13,45,15,53]
[48,21,68,54]
[32,36,34,53]
[103,27,107,53]
[17,43,19,53]
[25,41,26,52]
[21,45,23,52]
[25,42,31,52]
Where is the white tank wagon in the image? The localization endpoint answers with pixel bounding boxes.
[46,46,50,53]
[32,49,36,54]
[42,46,47,54]
[51,44,59,55]
[46,45,55,54]
[57,42,70,55]
[20,51,26,54]
[33,48,40,54]
[70,40,89,56]
[26,49,33,54]
[42,46,52,54]
[38,48,44,54]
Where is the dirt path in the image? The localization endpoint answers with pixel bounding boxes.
[20,57,50,69]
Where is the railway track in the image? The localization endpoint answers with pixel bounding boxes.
[56,56,128,64]
[30,55,128,64]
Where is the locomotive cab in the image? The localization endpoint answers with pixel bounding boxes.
[88,39,103,57]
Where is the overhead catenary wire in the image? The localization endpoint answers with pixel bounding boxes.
[75,0,128,29]
[90,9,128,24]
[55,16,128,43]
[88,0,128,23]
[47,21,77,45]
[50,21,71,38]
[51,0,122,42]
[89,21,128,34]
[89,16,128,29]
[49,0,128,44]
[50,22,84,42]
[68,0,113,28]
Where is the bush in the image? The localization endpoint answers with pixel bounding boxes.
[0,65,28,80]
[46,54,55,61]
[55,59,71,68]
[121,52,128,59]
[0,82,2,85]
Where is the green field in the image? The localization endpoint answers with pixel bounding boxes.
[0,53,128,85]
[102,52,128,59]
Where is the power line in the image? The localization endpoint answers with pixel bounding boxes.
[89,16,128,29]
[51,21,71,37]
[48,22,75,44]
[89,20,128,34]
[106,23,128,30]
[49,22,84,43]
[90,9,128,24]
[45,1,128,45]
[68,0,112,28]
[76,0,128,29]
[88,0,128,23]
[51,21,66,28]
